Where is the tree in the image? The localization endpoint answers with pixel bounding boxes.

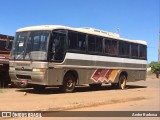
[149,61,160,73]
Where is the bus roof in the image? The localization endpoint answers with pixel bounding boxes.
[16,25,147,45]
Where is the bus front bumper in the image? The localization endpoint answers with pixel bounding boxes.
[9,70,47,85]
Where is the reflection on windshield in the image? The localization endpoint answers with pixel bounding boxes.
[10,32,27,60]
[10,31,50,61]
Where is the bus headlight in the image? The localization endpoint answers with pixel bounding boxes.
[32,68,46,72]
[10,67,15,71]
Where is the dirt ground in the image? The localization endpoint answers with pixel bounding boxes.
[0,74,159,119]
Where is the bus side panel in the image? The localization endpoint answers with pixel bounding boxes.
[78,68,120,84]
[127,70,147,82]
[46,66,147,86]
[47,68,103,85]
[47,68,96,85]
[47,68,65,85]
[77,69,147,84]
[77,68,96,84]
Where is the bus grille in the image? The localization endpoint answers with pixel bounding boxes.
[15,68,32,71]
[16,75,31,80]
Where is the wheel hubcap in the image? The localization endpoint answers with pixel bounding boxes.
[120,77,126,89]
[67,80,73,88]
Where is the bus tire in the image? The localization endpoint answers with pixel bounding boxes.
[89,84,102,89]
[111,83,118,89]
[33,85,45,91]
[60,74,76,93]
[118,75,127,89]
[15,82,28,88]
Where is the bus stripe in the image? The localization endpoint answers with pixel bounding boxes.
[65,53,147,65]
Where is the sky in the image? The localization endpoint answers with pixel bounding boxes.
[0,0,159,63]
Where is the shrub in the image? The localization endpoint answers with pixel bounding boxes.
[149,61,160,73]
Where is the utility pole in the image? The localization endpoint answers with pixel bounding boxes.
[158,32,160,63]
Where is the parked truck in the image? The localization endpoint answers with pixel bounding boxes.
[0,34,13,87]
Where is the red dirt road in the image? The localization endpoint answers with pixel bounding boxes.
[0,74,159,120]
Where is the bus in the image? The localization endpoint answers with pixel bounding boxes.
[0,34,13,87]
[9,25,147,92]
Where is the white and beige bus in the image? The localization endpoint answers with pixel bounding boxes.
[9,25,147,92]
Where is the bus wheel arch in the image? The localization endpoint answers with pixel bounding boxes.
[120,71,128,79]
[60,70,78,93]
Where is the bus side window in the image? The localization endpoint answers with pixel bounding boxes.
[104,38,111,54]
[95,37,103,53]
[111,40,118,55]
[88,35,96,52]
[139,45,147,59]
[131,43,138,58]
[78,33,86,51]
[68,31,77,50]
[119,41,130,57]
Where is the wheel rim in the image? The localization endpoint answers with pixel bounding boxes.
[66,79,73,89]
[20,82,25,86]
[62,74,76,93]
[119,76,126,89]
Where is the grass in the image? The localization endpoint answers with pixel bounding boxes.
[0,88,3,93]
[0,84,6,93]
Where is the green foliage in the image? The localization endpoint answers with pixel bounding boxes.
[150,61,160,73]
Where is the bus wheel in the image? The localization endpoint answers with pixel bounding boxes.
[15,82,28,88]
[118,75,127,89]
[111,83,118,89]
[33,85,45,91]
[89,84,102,89]
[60,74,76,93]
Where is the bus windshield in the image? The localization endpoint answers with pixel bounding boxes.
[10,31,50,61]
